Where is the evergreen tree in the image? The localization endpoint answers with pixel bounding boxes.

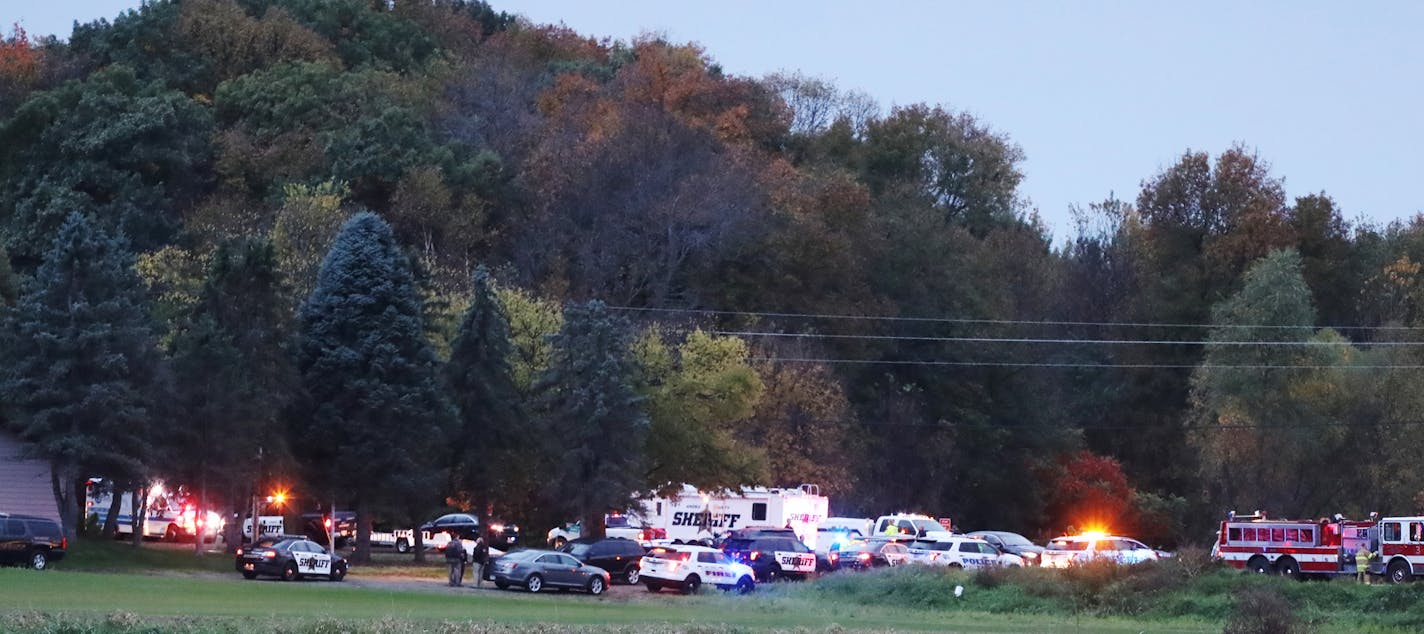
[0,213,161,537]
[445,266,529,545]
[167,239,296,552]
[294,212,450,563]
[537,300,648,540]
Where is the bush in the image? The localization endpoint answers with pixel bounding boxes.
[1223,588,1310,634]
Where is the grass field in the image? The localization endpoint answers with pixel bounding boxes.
[13,540,1424,633]
[0,567,1216,633]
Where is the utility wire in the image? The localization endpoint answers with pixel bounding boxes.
[747,358,1424,370]
[717,331,1424,347]
[851,418,1424,431]
[609,305,1424,332]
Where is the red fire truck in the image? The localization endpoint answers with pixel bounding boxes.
[1211,511,1377,579]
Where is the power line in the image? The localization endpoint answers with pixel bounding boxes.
[850,418,1424,432]
[609,305,1424,332]
[717,330,1424,347]
[747,357,1424,370]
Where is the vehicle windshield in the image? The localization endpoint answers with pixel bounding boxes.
[253,538,283,548]
[605,515,632,528]
[1048,539,1091,551]
[563,543,592,557]
[909,519,942,533]
[270,539,299,550]
[501,549,540,560]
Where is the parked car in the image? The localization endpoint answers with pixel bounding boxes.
[906,536,1024,568]
[1040,533,1162,568]
[835,539,911,570]
[0,513,66,570]
[419,513,519,547]
[235,535,348,581]
[720,529,817,581]
[639,544,756,594]
[559,537,646,584]
[488,548,610,595]
[967,530,1044,566]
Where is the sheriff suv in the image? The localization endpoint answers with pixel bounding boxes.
[719,528,816,581]
[640,544,756,594]
[0,513,66,570]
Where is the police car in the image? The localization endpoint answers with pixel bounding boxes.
[639,545,757,594]
[236,536,348,581]
[907,535,1025,568]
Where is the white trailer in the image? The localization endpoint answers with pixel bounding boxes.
[638,484,829,549]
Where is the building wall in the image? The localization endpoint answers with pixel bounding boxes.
[0,432,61,523]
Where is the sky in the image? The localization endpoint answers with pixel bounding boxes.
[14,1,1424,241]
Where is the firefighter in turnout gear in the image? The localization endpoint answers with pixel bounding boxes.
[1356,544,1374,584]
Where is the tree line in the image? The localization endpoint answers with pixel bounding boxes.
[3,0,1424,550]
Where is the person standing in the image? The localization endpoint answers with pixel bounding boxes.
[472,535,489,587]
[445,534,467,587]
[1356,543,1375,584]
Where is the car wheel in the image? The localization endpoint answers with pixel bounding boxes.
[681,574,701,595]
[281,562,299,582]
[241,571,257,580]
[949,563,963,569]
[331,565,347,582]
[1276,557,1301,581]
[624,565,640,585]
[29,549,48,571]
[588,576,606,596]
[645,581,662,593]
[526,573,544,593]
[735,576,755,595]
[396,539,410,554]
[495,580,510,590]
[1389,560,1413,584]
[1247,556,1272,575]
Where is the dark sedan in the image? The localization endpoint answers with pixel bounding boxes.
[236,536,347,581]
[967,530,1045,566]
[419,513,520,547]
[489,548,610,594]
[834,539,910,570]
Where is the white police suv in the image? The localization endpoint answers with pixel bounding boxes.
[638,544,756,594]
[907,535,1025,568]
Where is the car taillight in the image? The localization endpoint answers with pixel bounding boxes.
[858,553,871,561]
[637,531,645,541]
[263,551,277,559]
[324,518,332,528]
[236,548,243,556]
[829,553,838,563]
[750,551,760,561]
[60,537,67,550]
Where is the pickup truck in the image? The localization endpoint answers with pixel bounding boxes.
[547,514,663,548]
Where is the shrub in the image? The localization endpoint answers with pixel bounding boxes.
[1223,587,1311,634]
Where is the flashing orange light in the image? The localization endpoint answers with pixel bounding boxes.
[1079,530,1109,539]
[269,491,288,506]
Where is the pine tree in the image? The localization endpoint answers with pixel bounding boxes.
[167,239,296,551]
[537,300,648,540]
[0,213,161,537]
[445,266,529,547]
[294,212,451,563]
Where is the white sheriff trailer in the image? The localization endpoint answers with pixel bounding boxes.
[638,484,829,549]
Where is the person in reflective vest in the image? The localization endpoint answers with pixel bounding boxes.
[1355,544,1374,584]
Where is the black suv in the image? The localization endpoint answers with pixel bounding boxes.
[559,537,646,584]
[720,528,816,581]
[0,513,66,570]
[419,513,520,547]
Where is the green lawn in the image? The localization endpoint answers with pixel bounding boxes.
[0,568,1215,633]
